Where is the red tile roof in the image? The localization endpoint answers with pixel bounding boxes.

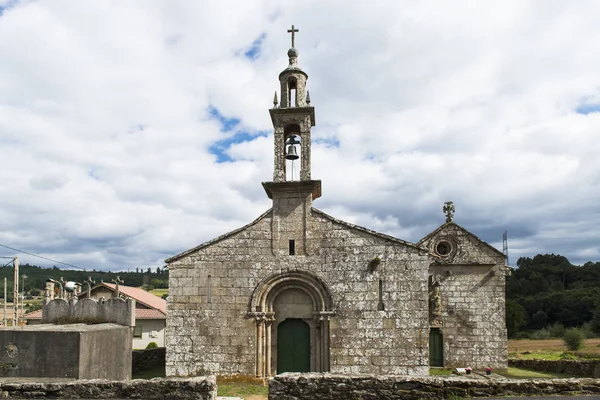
[135,308,166,319]
[99,283,166,315]
[24,309,42,319]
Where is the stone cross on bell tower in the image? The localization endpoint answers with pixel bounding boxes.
[262,26,321,256]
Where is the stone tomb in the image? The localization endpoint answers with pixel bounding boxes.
[0,323,132,380]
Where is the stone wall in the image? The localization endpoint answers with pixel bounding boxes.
[133,347,166,374]
[420,223,508,370]
[167,207,431,377]
[0,376,216,399]
[509,359,600,378]
[268,373,600,400]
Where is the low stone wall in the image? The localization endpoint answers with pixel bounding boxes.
[509,358,600,378]
[132,347,166,373]
[269,373,600,399]
[0,376,216,399]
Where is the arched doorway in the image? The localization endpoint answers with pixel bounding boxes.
[247,270,335,377]
[277,319,310,373]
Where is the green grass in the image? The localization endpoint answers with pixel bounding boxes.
[149,288,168,298]
[430,368,453,376]
[218,382,268,397]
[504,367,574,379]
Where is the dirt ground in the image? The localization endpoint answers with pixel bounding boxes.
[508,338,600,352]
[244,396,267,400]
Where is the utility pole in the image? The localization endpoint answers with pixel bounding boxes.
[21,274,27,324]
[3,278,6,326]
[13,256,18,326]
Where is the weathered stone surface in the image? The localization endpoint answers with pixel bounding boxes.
[0,376,216,399]
[268,374,600,400]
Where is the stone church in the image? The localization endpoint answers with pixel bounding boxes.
[165,29,508,378]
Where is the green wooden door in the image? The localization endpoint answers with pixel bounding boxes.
[429,328,443,367]
[277,319,310,373]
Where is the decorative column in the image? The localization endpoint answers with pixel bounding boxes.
[265,314,275,376]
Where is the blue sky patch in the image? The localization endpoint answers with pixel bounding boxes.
[314,137,340,148]
[576,103,600,115]
[207,105,267,162]
[208,105,240,132]
[244,33,266,61]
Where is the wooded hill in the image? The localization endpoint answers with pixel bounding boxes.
[0,263,168,301]
[506,254,600,338]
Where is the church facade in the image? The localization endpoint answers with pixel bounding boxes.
[165,31,508,377]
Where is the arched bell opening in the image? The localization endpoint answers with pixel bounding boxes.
[247,270,334,377]
[288,77,298,107]
[284,124,302,182]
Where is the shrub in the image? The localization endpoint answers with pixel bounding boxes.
[563,328,584,351]
[515,331,531,339]
[548,322,565,338]
[580,322,596,339]
[146,342,158,349]
[530,328,550,340]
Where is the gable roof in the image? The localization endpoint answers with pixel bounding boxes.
[312,208,429,252]
[87,282,167,315]
[165,208,273,263]
[418,221,506,258]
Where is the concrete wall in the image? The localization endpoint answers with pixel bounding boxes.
[134,318,165,349]
[43,297,135,327]
[0,323,131,380]
[167,207,431,377]
[268,373,600,400]
[0,376,216,399]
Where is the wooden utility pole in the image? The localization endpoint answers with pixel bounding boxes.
[13,256,18,326]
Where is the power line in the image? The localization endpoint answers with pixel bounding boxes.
[0,243,87,270]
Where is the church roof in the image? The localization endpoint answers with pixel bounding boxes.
[418,221,506,258]
[165,208,274,263]
[311,208,429,252]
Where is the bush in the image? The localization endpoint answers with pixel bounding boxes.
[580,322,596,339]
[548,322,565,338]
[515,331,531,339]
[563,328,584,350]
[146,342,158,349]
[530,328,550,340]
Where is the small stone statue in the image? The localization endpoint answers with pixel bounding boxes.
[443,201,455,223]
[429,275,442,318]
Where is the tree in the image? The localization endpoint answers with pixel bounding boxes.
[563,328,584,351]
[506,299,527,338]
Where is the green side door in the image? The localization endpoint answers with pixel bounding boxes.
[277,319,310,374]
[429,328,443,367]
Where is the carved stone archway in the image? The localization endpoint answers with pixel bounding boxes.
[247,270,335,377]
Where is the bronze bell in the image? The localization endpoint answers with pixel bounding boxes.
[285,144,299,160]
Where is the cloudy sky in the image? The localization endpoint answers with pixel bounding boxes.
[0,0,599,271]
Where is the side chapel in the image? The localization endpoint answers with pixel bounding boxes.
[166,27,508,377]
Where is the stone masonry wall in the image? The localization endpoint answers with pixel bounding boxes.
[166,206,431,377]
[269,373,600,400]
[422,223,508,370]
[0,377,216,399]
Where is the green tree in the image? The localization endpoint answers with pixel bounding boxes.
[505,299,527,338]
[563,328,584,350]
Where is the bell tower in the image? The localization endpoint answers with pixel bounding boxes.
[263,25,321,256]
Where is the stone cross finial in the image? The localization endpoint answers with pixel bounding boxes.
[443,201,455,223]
[112,276,124,298]
[287,24,299,48]
[273,91,278,108]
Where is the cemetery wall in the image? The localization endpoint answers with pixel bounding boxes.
[269,373,600,400]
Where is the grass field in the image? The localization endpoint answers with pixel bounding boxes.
[508,338,600,360]
[505,367,574,379]
[149,288,168,298]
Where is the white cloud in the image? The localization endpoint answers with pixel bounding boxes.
[0,0,599,270]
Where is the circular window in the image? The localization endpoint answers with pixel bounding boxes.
[435,241,452,256]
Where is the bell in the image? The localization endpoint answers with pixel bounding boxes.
[285,144,299,160]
